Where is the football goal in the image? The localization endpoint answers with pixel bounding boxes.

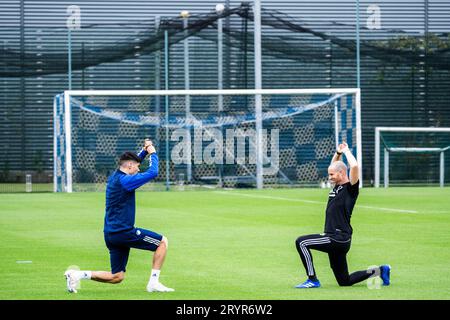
[54,88,361,192]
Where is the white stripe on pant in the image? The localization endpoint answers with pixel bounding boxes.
[299,237,331,276]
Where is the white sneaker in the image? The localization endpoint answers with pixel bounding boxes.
[64,270,80,293]
[146,282,174,292]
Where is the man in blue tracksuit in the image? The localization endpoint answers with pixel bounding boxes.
[64,139,174,293]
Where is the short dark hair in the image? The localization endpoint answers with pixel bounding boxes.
[119,151,141,166]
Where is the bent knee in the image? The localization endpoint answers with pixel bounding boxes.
[295,236,309,248]
[336,278,351,287]
[295,238,303,250]
[161,236,168,248]
[338,282,352,287]
[112,272,125,284]
[295,236,303,246]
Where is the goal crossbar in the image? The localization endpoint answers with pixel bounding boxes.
[65,88,361,97]
[388,147,450,153]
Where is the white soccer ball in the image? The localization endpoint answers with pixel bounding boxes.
[215,4,225,14]
[180,10,190,18]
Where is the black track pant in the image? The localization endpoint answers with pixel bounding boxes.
[295,234,375,286]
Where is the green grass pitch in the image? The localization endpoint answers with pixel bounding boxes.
[0,187,449,300]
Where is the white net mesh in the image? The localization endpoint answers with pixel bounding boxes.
[54,90,359,191]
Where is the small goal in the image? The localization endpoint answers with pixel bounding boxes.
[374,127,450,187]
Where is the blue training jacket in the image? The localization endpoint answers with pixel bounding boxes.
[104,150,158,233]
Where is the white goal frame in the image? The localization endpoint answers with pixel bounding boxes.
[56,88,362,192]
[374,127,450,188]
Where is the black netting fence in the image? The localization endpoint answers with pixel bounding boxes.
[1,2,449,191]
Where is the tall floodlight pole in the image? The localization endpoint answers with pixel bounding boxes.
[254,0,263,189]
[154,15,161,151]
[65,5,81,192]
[66,5,81,90]
[216,4,225,187]
[217,6,224,112]
[164,29,170,191]
[225,0,231,90]
[155,16,161,113]
[68,29,72,90]
[356,0,361,88]
[181,10,192,182]
[355,1,363,187]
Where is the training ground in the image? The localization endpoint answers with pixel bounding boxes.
[0,187,449,300]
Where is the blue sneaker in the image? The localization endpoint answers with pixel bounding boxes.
[295,279,321,289]
[380,265,391,286]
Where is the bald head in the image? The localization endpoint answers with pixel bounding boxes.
[328,161,349,185]
[329,161,348,173]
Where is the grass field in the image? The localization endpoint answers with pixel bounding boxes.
[0,187,449,300]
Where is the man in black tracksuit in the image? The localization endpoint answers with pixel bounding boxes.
[294,142,391,288]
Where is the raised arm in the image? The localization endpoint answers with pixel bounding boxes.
[331,148,344,165]
[120,145,159,191]
[340,142,359,185]
[136,148,148,162]
[136,139,153,162]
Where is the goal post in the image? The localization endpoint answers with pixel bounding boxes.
[374,127,450,188]
[54,88,362,192]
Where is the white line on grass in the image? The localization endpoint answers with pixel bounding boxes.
[215,191,322,204]
[214,191,419,214]
[357,205,418,214]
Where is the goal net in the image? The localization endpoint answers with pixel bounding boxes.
[54,89,361,192]
[375,127,450,187]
